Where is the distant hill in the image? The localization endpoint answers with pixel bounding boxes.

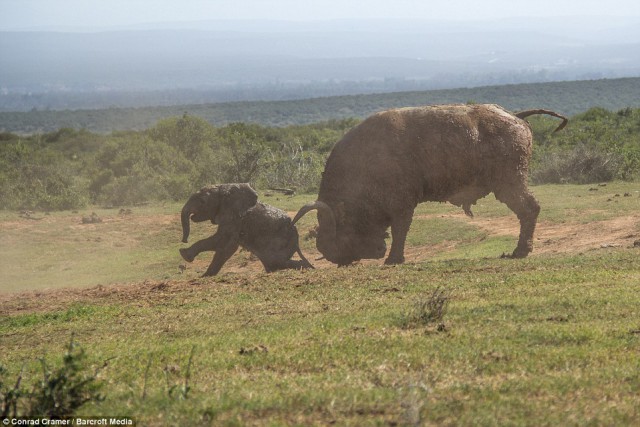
[2,17,640,113]
[1,77,640,134]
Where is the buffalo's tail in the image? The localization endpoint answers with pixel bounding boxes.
[515,109,568,133]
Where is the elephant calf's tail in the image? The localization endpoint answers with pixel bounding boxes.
[515,109,569,133]
[291,226,314,269]
[296,246,314,270]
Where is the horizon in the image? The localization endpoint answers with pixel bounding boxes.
[2,0,639,112]
[2,15,640,33]
[2,0,640,31]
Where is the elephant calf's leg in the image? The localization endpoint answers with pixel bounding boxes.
[264,259,314,273]
[203,239,240,277]
[257,245,313,272]
[180,233,226,263]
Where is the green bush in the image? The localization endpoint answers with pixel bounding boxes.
[27,339,105,418]
[90,134,195,205]
[0,365,23,419]
[0,338,105,419]
[261,140,326,192]
[531,145,622,184]
[0,142,88,210]
[530,106,640,184]
[1,107,638,211]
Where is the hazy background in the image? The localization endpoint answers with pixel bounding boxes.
[2,0,640,111]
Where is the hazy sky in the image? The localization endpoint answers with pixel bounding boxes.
[2,0,640,30]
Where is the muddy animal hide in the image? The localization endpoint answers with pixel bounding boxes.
[180,184,312,276]
[294,104,567,265]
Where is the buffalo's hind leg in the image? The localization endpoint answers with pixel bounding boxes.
[495,185,540,258]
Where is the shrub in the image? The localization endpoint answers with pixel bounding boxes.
[260,140,325,192]
[0,365,23,419]
[27,338,105,418]
[398,287,451,330]
[531,145,622,184]
[0,145,89,211]
[91,134,195,205]
[0,337,106,419]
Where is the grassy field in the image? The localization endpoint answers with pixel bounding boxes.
[1,183,640,425]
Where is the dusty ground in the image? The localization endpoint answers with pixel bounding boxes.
[405,212,640,262]
[145,208,640,274]
[2,204,638,316]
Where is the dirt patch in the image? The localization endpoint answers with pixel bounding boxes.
[464,213,639,255]
[371,211,640,264]
[407,212,640,261]
[0,278,206,316]
[2,208,638,310]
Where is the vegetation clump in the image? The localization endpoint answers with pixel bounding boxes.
[530,107,640,183]
[398,286,451,330]
[1,107,638,211]
[0,337,106,419]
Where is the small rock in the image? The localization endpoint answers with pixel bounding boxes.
[600,243,620,248]
[239,344,268,355]
[81,212,102,224]
[163,364,180,374]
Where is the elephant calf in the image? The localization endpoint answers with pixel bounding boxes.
[179,183,313,276]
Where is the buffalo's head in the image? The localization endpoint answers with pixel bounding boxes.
[293,200,387,266]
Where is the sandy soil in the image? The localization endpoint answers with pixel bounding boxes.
[404,212,640,262]
[1,209,638,315]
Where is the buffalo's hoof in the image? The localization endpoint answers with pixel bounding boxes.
[179,248,195,263]
[509,248,530,259]
[384,256,405,265]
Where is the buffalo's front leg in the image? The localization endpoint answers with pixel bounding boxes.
[385,210,413,265]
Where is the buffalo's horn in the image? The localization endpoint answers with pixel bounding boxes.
[293,201,333,225]
[293,200,339,260]
[293,200,337,239]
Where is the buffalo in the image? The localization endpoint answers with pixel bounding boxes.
[294,104,567,266]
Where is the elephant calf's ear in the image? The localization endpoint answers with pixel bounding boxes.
[214,184,258,225]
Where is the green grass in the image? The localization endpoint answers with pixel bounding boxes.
[1,183,639,425]
[1,251,639,425]
[534,182,640,223]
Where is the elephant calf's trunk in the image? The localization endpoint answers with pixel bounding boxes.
[181,208,191,243]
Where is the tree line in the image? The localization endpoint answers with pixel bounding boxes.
[0,108,638,211]
[0,115,355,210]
[2,78,640,134]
